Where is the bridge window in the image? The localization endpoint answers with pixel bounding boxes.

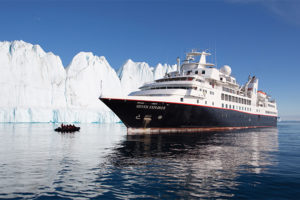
[268,104,275,108]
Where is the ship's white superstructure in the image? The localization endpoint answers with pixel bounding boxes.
[128,50,278,118]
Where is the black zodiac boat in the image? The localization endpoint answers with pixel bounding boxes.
[55,124,80,133]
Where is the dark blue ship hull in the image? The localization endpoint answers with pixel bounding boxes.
[100,98,277,129]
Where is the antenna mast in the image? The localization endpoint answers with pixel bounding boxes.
[215,41,217,67]
[176,57,180,72]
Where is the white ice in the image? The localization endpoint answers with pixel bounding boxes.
[0,40,175,123]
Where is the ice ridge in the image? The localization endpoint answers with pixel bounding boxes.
[0,40,175,123]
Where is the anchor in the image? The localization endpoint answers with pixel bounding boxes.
[143,115,152,128]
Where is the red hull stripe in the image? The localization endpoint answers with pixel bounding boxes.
[100,97,277,118]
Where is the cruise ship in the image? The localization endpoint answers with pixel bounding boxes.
[100,50,278,133]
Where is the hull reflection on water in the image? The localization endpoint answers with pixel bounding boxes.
[105,128,278,198]
[0,124,280,199]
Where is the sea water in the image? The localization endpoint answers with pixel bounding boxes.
[0,122,299,199]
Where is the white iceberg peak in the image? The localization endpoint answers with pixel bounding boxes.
[0,40,176,123]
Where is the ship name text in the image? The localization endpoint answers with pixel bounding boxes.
[136,104,166,110]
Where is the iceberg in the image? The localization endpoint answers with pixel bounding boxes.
[0,41,66,122]
[118,60,176,95]
[64,52,122,123]
[154,63,177,80]
[0,40,175,123]
[118,59,154,96]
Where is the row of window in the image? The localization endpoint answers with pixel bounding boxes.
[147,86,197,90]
[222,103,251,112]
[187,70,205,75]
[144,86,213,97]
[222,87,236,94]
[221,93,251,105]
[265,111,277,115]
[268,104,276,108]
[181,97,250,112]
[224,77,236,84]
[156,77,203,83]
[200,89,207,93]
[181,98,215,106]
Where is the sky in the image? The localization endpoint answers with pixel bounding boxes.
[0,0,300,120]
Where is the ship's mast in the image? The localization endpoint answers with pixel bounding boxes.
[176,57,180,72]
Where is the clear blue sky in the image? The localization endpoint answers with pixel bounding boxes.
[0,0,300,120]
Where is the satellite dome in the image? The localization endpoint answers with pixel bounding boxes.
[220,65,231,76]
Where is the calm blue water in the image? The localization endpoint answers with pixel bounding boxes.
[0,122,299,199]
